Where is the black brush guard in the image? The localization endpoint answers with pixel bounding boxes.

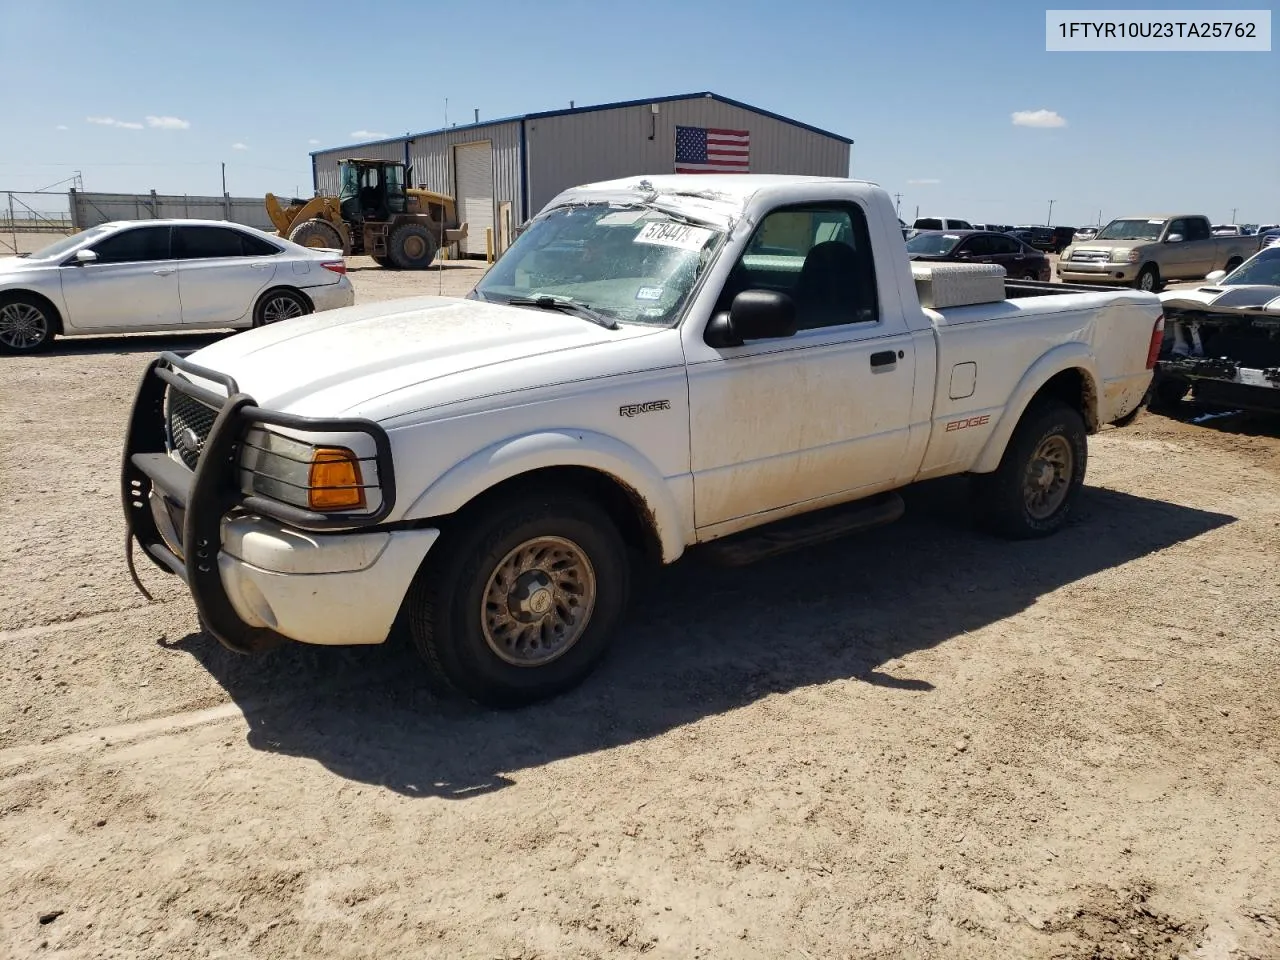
[121,352,397,654]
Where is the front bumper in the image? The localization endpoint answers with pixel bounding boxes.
[306,276,355,312]
[1057,260,1139,284]
[122,352,425,654]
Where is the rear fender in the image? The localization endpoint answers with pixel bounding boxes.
[970,343,1099,474]
[399,429,689,563]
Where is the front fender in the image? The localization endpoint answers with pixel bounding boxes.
[970,343,1099,475]
[400,429,690,563]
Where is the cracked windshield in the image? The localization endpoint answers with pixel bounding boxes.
[473,204,723,325]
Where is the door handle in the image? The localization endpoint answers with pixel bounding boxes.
[870,350,898,368]
[250,262,269,270]
[153,267,175,276]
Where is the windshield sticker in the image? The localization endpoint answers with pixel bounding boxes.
[634,221,713,251]
[636,285,663,301]
[598,210,647,225]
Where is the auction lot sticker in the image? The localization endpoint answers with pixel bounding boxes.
[634,221,714,251]
[1046,9,1271,50]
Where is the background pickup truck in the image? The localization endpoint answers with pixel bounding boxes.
[123,174,1164,707]
[1058,214,1257,292]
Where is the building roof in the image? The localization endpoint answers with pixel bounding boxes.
[310,91,853,157]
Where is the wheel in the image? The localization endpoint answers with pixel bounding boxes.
[287,219,343,250]
[1223,257,1243,273]
[1024,271,1040,281]
[388,223,438,270]
[0,293,58,354]
[371,254,394,268]
[1134,265,1160,293]
[972,399,1088,539]
[252,288,311,327]
[407,493,631,707]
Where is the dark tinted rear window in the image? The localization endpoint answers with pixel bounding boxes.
[174,225,280,258]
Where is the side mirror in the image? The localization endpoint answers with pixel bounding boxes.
[1205,269,1227,283]
[73,248,98,265]
[1165,233,1184,243]
[704,289,797,348]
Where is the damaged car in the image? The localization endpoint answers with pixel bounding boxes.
[1150,245,1280,413]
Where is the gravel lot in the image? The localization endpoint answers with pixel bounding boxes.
[2,250,1278,960]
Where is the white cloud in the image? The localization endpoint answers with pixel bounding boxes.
[308,138,321,145]
[350,129,388,140]
[907,178,941,185]
[87,116,144,130]
[146,115,190,130]
[1012,109,1067,128]
[56,124,69,131]
[231,142,249,151]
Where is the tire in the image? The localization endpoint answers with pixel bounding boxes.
[407,493,631,707]
[0,292,58,354]
[252,288,311,328]
[371,254,394,268]
[1223,257,1243,273]
[388,223,438,270]
[972,399,1088,540]
[287,219,343,250]
[1134,264,1160,293]
[1024,271,1040,281]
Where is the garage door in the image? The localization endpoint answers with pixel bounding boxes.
[454,141,493,258]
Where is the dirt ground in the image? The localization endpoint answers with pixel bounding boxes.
[2,251,1279,960]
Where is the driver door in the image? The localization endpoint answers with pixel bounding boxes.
[58,224,182,331]
[684,203,919,534]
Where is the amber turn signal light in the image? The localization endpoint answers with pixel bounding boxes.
[308,447,366,511]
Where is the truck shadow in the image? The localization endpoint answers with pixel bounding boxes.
[166,477,1234,799]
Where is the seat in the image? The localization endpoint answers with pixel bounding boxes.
[792,240,872,328]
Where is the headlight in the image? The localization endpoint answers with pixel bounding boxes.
[1111,248,1140,263]
[239,428,375,512]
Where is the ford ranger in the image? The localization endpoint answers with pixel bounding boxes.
[122,174,1164,707]
[1058,214,1256,292]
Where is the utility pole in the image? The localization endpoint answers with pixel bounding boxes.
[1231,207,1237,223]
[914,204,919,221]
[894,193,902,217]
[221,162,227,195]
[1047,199,1055,226]
[1096,208,1102,226]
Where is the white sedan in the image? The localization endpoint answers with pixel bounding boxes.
[0,219,354,353]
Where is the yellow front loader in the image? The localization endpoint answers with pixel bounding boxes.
[266,158,467,269]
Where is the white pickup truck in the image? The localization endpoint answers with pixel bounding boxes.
[123,174,1163,706]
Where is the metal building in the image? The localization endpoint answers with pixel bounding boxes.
[310,92,851,258]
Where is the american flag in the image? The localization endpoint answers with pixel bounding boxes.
[674,125,750,173]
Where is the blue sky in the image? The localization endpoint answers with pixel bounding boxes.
[1,0,1275,226]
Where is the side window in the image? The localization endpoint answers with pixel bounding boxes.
[1167,219,1189,240]
[916,218,942,230]
[989,235,1021,255]
[1184,218,1210,242]
[963,235,993,256]
[951,220,973,230]
[174,226,254,259]
[89,226,171,264]
[240,231,283,256]
[727,204,878,331]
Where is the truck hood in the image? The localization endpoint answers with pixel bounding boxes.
[1159,284,1280,311]
[180,295,662,419]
